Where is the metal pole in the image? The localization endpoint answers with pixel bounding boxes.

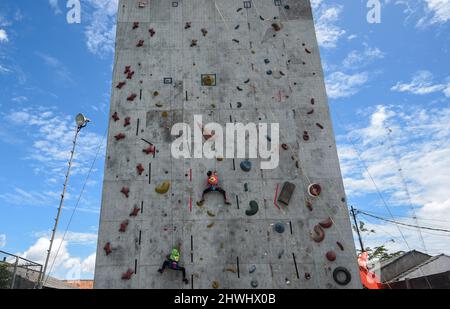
[10,256,18,289]
[351,205,365,253]
[39,126,82,288]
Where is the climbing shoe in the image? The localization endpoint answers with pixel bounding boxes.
[157,269,163,274]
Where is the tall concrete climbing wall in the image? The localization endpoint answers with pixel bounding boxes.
[94,0,361,289]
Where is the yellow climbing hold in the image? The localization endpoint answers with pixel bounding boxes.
[155,181,170,194]
[162,111,169,118]
[207,222,215,228]
[202,75,215,86]
[207,211,216,217]
[212,281,220,289]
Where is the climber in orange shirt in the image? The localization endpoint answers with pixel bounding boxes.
[198,171,231,206]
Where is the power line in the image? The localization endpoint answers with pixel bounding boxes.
[355,209,450,233]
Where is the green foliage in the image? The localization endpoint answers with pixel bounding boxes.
[0,263,12,289]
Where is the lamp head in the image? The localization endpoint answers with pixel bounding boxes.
[76,114,90,128]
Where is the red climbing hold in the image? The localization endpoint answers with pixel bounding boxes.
[121,269,134,280]
[326,251,337,262]
[143,145,156,155]
[311,224,325,243]
[129,206,140,217]
[319,217,333,229]
[115,133,126,141]
[124,117,131,127]
[281,144,289,150]
[104,242,112,256]
[112,112,120,122]
[119,220,129,233]
[136,40,144,47]
[306,200,313,212]
[127,94,137,101]
[136,164,145,175]
[124,66,131,74]
[116,81,126,89]
[120,187,130,198]
[126,71,135,79]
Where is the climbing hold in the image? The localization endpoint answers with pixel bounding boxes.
[234,25,240,30]
[212,281,220,289]
[124,117,131,127]
[104,242,112,256]
[207,223,215,229]
[307,109,314,115]
[319,217,333,229]
[149,28,155,37]
[305,273,311,280]
[122,269,134,280]
[143,146,156,155]
[115,133,126,141]
[112,112,120,122]
[155,181,170,194]
[277,182,296,206]
[251,280,258,288]
[236,86,243,91]
[129,206,140,217]
[336,241,345,251]
[116,81,126,89]
[240,160,252,172]
[153,91,159,97]
[119,220,129,233]
[316,123,324,130]
[278,250,284,259]
[196,200,204,207]
[190,39,198,47]
[184,22,191,29]
[249,265,256,274]
[237,102,242,108]
[216,156,223,162]
[244,183,249,192]
[124,66,131,74]
[120,187,130,198]
[202,75,215,86]
[127,94,137,101]
[244,79,250,84]
[266,70,273,75]
[132,22,139,29]
[136,40,144,47]
[207,211,216,217]
[126,71,135,79]
[155,102,163,108]
[271,23,282,32]
[303,131,310,141]
[161,111,169,118]
[232,39,240,44]
[308,184,322,197]
[305,48,312,54]
[326,251,337,262]
[311,224,325,243]
[284,5,290,9]
[226,267,237,273]
[311,98,315,105]
[245,200,259,216]
[306,201,313,211]
[285,278,291,285]
[281,144,289,150]
[274,223,285,234]
[264,59,270,64]
[201,28,208,36]
[136,164,145,175]
[333,267,352,286]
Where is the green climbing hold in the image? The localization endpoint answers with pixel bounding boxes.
[240,160,252,172]
[246,200,259,216]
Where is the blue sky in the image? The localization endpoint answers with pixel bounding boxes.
[0,0,448,280]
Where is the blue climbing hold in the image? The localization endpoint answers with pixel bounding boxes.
[266,70,273,75]
[240,160,252,172]
[274,223,285,233]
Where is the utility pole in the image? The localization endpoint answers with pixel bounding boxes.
[39,114,90,289]
[351,205,365,253]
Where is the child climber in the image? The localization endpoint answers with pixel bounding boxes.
[197,171,231,206]
[158,248,189,284]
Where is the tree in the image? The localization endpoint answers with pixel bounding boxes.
[353,220,405,262]
[0,263,12,289]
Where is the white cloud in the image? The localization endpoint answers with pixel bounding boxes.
[0,234,6,248]
[338,105,450,254]
[343,46,385,69]
[84,0,119,56]
[48,0,62,14]
[0,29,8,42]
[418,0,450,26]
[16,235,97,279]
[391,70,449,96]
[326,71,369,98]
[312,2,346,48]
[36,52,74,84]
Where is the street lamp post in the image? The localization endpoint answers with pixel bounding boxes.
[38,114,90,289]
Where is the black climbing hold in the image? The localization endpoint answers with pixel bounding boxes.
[266,70,273,75]
[274,223,285,233]
[237,102,242,108]
[264,59,270,64]
[284,5,290,10]
[240,160,252,172]
[333,267,352,286]
[251,280,258,288]
[277,182,296,206]
[246,200,259,216]
[244,183,249,192]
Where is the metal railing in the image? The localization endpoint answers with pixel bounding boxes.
[0,250,43,289]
